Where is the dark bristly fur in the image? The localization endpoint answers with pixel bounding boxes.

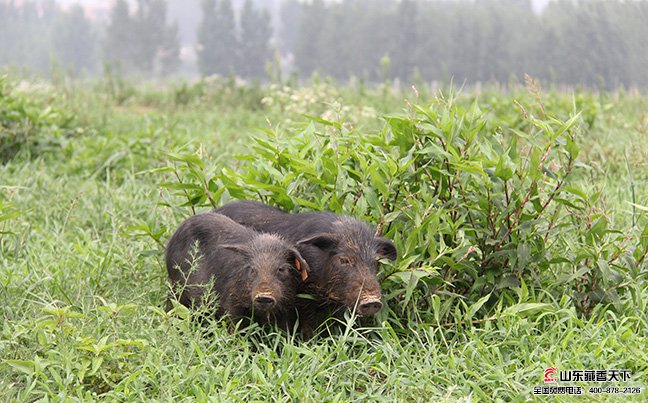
[214,200,397,337]
[165,212,309,331]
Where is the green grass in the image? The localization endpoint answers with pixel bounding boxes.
[1,75,646,401]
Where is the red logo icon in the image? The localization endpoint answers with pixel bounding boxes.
[544,367,557,383]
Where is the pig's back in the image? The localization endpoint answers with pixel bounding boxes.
[214,200,339,241]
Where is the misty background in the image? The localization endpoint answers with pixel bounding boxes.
[0,0,647,89]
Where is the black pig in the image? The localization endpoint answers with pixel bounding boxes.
[214,200,397,335]
[165,212,309,329]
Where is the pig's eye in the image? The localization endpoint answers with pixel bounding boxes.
[339,256,353,267]
[278,264,291,275]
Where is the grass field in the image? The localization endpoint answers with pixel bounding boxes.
[1,74,646,401]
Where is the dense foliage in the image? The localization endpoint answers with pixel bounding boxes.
[0,75,78,161]
[163,83,647,323]
[0,75,646,400]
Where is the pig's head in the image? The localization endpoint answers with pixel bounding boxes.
[222,233,309,316]
[297,218,397,316]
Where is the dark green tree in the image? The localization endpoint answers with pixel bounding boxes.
[160,21,181,76]
[343,2,394,81]
[133,0,159,73]
[293,0,327,77]
[104,0,136,72]
[197,0,238,76]
[278,0,301,55]
[391,0,418,80]
[133,0,178,74]
[581,1,628,89]
[315,0,361,80]
[238,0,272,78]
[0,3,18,67]
[104,0,179,75]
[197,0,219,75]
[52,5,96,75]
[217,0,238,76]
[17,1,52,73]
[415,2,452,82]
[616,0,648,88]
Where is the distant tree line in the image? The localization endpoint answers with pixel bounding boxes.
[104,0,180,76]
[0,0,181,77]
[197,0,272,78]
[0,0,647,89]
[282,0,648,89]
[0,1,95,76]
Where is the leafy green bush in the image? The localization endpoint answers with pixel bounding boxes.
[0,75,79,161]
[161,88,645,328]
[0,189,24,259]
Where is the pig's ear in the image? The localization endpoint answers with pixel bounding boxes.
[220,243,250,256]
[374,237,397,260]
[289,248,310,282]
[297,233,338,251]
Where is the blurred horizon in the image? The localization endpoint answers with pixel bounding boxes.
[1,0,646,89]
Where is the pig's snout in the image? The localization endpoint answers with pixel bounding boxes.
[253,292,277,310]
[358,297,382,316]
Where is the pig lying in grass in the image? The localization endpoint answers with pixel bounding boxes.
[166,212,309,330]
[214,200,397,336]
